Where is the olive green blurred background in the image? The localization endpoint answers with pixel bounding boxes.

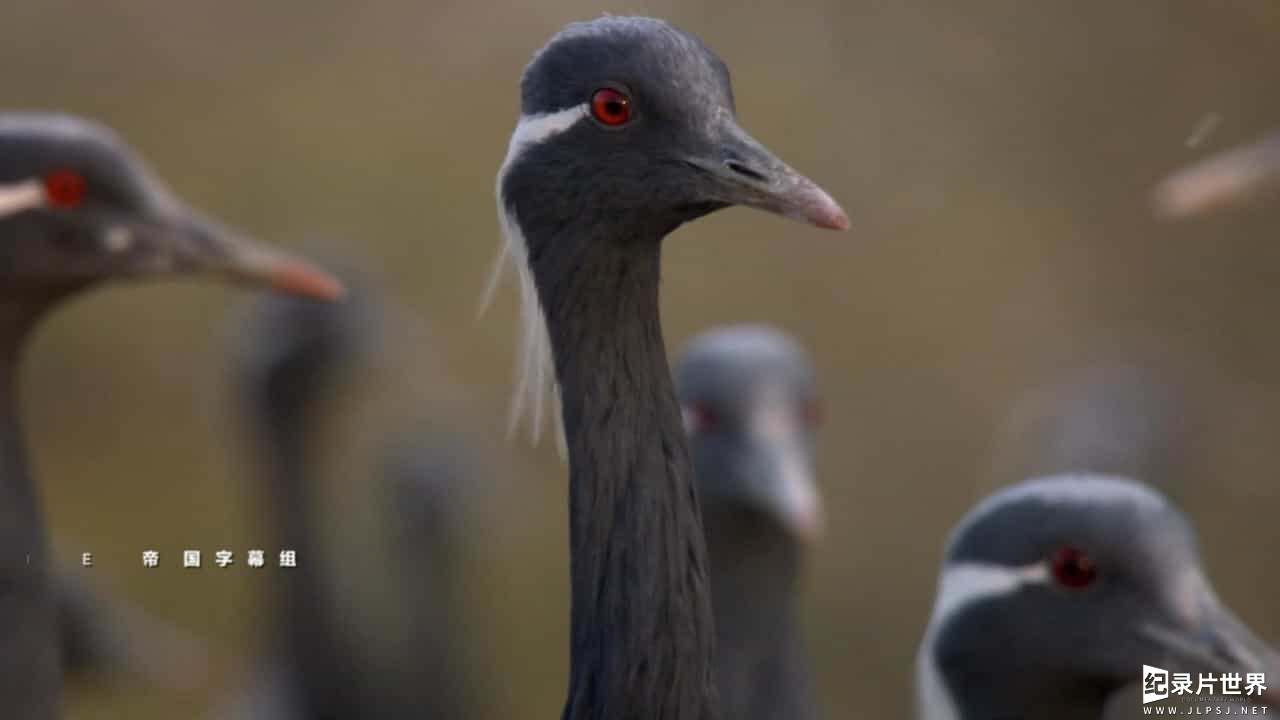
[3,1,1280,717]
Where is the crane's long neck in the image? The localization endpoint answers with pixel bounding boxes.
[256,402,320,570]
[702,508,815,720]
[251,376,361,717]
[0,302,62,720]
[533,230,719,720]
[382,451,479,718]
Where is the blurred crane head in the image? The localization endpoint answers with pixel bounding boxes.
[0,113,341,303]
[918,474,1279,719]
[676,324,823,542]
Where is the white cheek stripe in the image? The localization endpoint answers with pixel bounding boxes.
[0,179,46,219]
[478,103,589,452]
[928,561,1049,626]
[505,104,589,157]
[916,561,1050,720]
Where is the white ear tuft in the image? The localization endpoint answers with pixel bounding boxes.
[479,105,588,457]
[480,205,563,455]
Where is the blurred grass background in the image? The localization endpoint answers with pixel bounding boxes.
[1,0,1279,717]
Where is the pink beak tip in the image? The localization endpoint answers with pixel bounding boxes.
[805,191,851,231]
[265,260,347,301]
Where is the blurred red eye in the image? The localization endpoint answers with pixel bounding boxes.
[802,399,824,428]
[1049,545,1097,589]
[591,88,632,126]
[683,403,718,434]
[43,169,86,208]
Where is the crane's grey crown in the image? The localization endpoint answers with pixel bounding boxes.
[944,473,1174,565]
[677,325,812,387]
[482,17,846,449]
[0,113,178,218]
[676,325,816,415]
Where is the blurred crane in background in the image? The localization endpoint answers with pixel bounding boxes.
[918,355,1277,717]
[676,325,824,720]
[0,4,1276,719]
[0,112,341,720]
[227,266,489,719]
[916,473,1279,719]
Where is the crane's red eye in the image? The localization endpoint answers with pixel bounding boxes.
[1049,545,1097,589]
[802,399,824,428]
[43,169,86,208]
[683,403,718,434]
[590,88,632,126]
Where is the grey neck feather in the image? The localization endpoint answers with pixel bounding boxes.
[378,447,480,719]
[0,301,64,720]
[531,219,719,720]
[702,505,815,720]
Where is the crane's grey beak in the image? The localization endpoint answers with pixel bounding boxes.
[759,445,823,543]
[149,210,345,300]
[1140,591,1280,705]
[686,119,849,231]
[741,398,823,542]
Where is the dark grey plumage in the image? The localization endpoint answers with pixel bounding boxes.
[0,112,339,720]
[675,325,822,720]
[492,17,846,720]
[377,438,486,719]
[917,474,1278,719]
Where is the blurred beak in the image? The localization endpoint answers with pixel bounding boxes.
[1141,590,1280,704]
[744,397,824,542]
[141,209,345,300]
[760,442,824,543]
[685,118,849,231]
[1152,130,1280,219]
